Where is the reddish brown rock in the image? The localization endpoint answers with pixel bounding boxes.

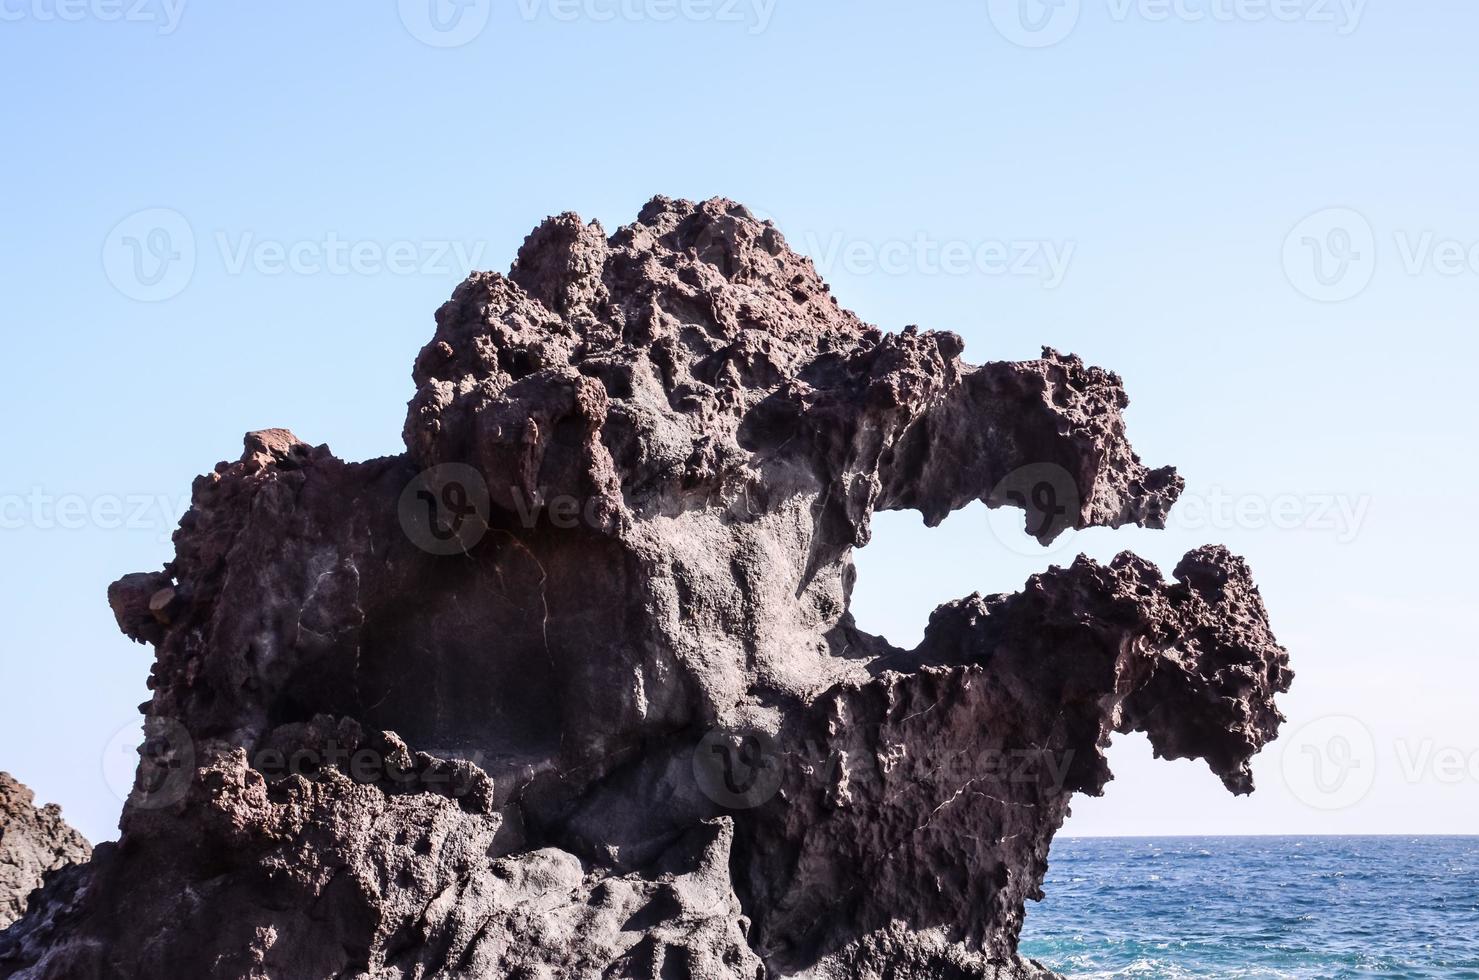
[0,198,1290,979]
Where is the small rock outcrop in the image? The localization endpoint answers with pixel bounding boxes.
[0,775,89,932]
[0,198,1291,979]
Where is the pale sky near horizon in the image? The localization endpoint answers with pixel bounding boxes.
[2,0,1476,845]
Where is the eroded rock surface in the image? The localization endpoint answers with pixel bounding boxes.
[0,198,1291,979]
[0,775,89,932]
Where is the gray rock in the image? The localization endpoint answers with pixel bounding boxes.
[0,775,89,932]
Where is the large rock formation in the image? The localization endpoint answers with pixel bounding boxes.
[0,775,89,932]
[0,198,1292,979]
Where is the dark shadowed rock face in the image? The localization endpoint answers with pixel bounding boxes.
[0,775,89,932]
[0,198,1292,979]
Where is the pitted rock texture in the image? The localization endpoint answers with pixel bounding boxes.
[0,198,1291,979]
[0,775,89,931]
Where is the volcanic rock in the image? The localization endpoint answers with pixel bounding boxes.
[0,198,1291,979]
[0,775,89,932]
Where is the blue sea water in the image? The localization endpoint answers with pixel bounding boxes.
[1017,837,1479,978]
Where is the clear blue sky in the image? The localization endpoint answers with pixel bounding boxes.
[2,1,1475,844]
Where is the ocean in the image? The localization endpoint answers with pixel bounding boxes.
[1017,836,1479,978]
